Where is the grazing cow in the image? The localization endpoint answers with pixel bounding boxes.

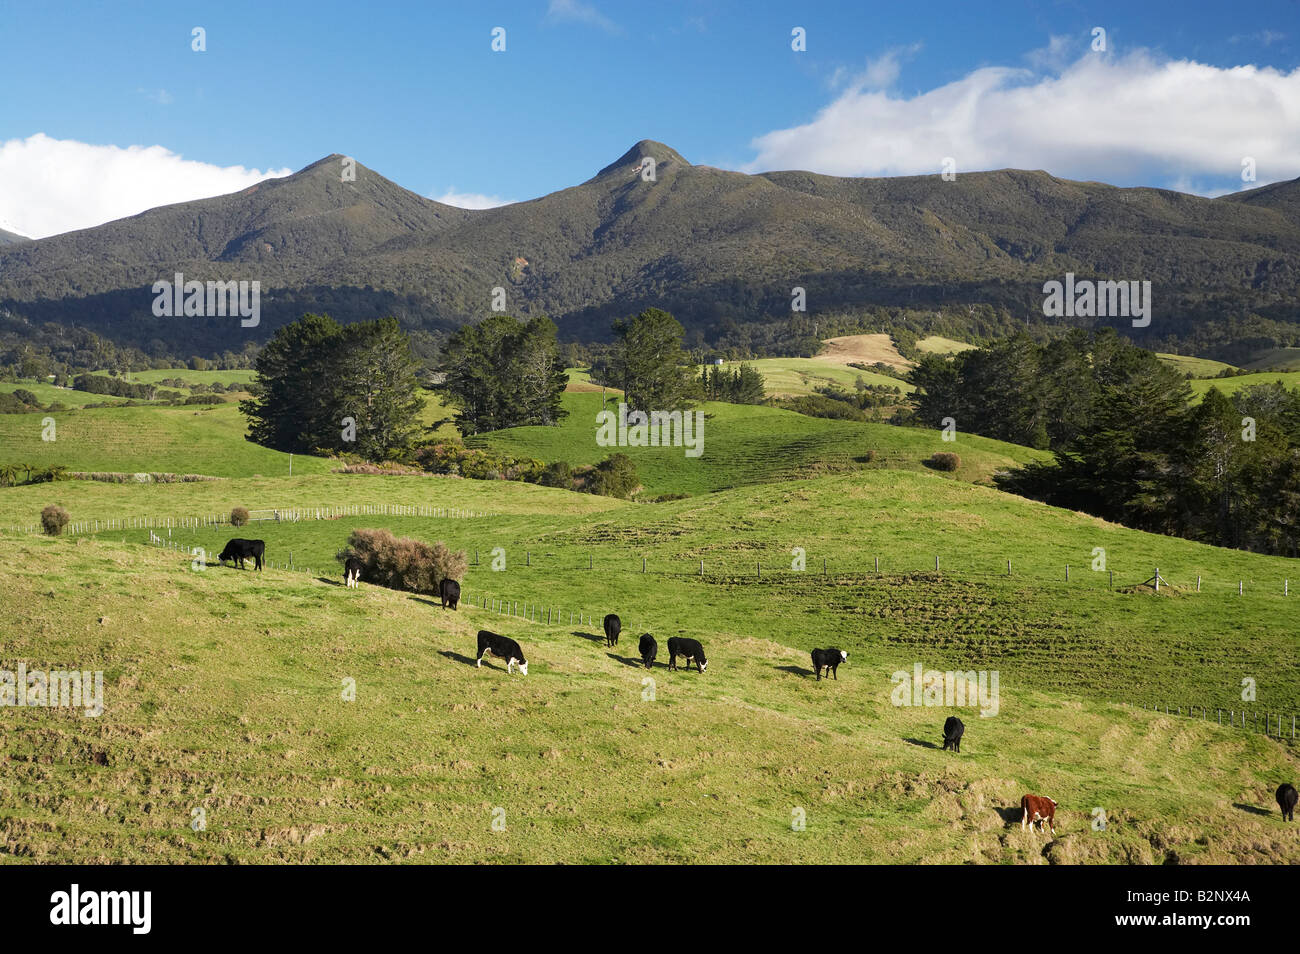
[810,647,847,680]
[476,630,528,676]
[1277,783,1298,821]
[1020,794,1057,835]
[440,578,461,610]
[942,716,964,752]
[218,538,264,571]
[639,633,657,669]
[343,557,363,588]
[603,613,621,647]
[667,636,707,673]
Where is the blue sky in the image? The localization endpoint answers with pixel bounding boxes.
[1,0,1297,236]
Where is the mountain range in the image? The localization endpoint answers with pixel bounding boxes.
[1,140,1297,356]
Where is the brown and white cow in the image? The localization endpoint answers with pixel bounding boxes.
[1021,794,1057,835]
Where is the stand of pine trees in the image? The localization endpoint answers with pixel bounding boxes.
[240,314,425,461]
[913,329,1300,556]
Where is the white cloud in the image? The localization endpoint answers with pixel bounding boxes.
[546,0,621,35]
[431,188,515,210]
[744,50,1300,194]
[0,134,292,239]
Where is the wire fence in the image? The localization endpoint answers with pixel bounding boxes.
[1142,702,1299,741]
[7,502,492,536]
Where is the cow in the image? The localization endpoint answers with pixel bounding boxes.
[1020,794,1057,835]
[476,630,528,676]
[811,647,847,680]
[218,538,264,571]
[638,633,657,669]
[942,716,964,752]
[440,578,461,610]
[667,636,707,673]
[1277,783,1298,821]
[343,557,363,588]
[603,613,621,647]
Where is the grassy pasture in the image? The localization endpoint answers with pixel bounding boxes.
[2,530,1296,864]
[86,469,1300,711]
[710,358,909,398]
[473,392,1041,494]
[1189,372,1300,401]
[1156,353,1239,378]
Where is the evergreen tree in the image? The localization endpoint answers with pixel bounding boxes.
[611,308,693,413]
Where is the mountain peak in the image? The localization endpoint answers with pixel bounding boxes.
[596,140,690,178]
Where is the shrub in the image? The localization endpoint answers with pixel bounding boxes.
[337,528,467,594]
[538,460,573,489]
[587,453,640,499]
[231,506,250,526]
[925,452,961,472]
[40,504,70,535]
[12,388,38,406]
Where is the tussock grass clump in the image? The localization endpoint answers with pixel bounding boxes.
[337,527,467,594]
[926,452,961,472]
[40,504,69,535]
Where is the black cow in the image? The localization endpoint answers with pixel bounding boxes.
[638,633,657,669]
[476,630,528,675]
[667,636,707,673]
[440,578,461,610]
[1278,783,1297,821]
[603,613,621,647]
[942,716,965,752]
[811,647,847,680]
[343,557,363,588]
[218,538,264,571]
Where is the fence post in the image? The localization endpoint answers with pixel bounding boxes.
[642,557,646,573]
[699,560,704,577]
[935,556,939,572]
[1065,565,1070,582]
[1239,581,1243,595]
[1197,576,1201,592]
[1007,560,1011,576]
[875,556,879,573]
[1109,570,1113,589]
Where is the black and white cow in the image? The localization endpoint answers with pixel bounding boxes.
[603,613,621,647]
[343,557,363,588]
[639,633,657,669]
[810,647,847,680]
[1278,783,1297,821]
[440,578,461,610]
[218,538,264,571]
[666,637,707,673]
[942,716,965,752]
[476,630,528,675]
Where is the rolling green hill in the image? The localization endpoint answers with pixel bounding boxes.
[470,392,1042,494]
[3,467,1298,863]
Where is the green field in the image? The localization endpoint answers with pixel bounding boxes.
[3,468,1298,863]
[710,358,911,398]
[2,359,1299,864]
[472,392,1040,494]
[1189,372,1300,401]
[1156,353,1240,377]
[1,379,133,408]
[915,336,977,355]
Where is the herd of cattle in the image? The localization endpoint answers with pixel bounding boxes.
[215,536,1300,831]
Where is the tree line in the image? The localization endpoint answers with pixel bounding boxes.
[913,329,1300,555]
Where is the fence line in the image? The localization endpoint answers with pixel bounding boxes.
[1144,702,1298,740]
[7,502,492,536]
